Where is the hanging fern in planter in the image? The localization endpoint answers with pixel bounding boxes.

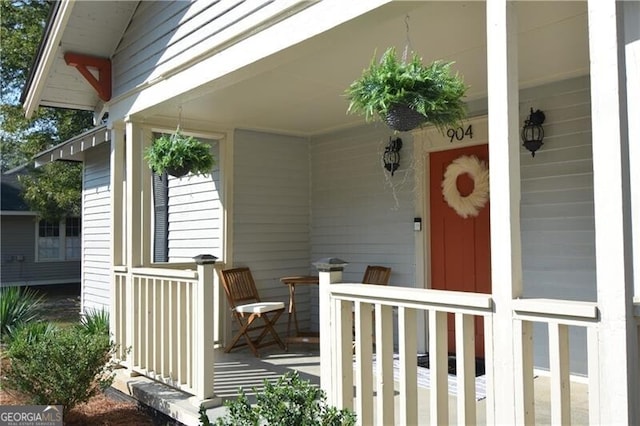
[144,130,214,178]
[345,47,468,132]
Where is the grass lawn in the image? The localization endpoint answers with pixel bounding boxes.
[30,283,82,326]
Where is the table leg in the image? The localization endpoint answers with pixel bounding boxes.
[286,284,296,350]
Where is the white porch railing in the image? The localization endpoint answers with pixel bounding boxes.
[112,257,220,402]
[322,279,602,425]
[511,298,599,426]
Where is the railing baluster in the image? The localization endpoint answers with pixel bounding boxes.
[145,278,152,371]
[160,279,169,377]
[399,307,417,425]
[354,301,373,426]
[153,279,160,374]
[335,299,353,410]
[187,280,193,388]
[375,304,394,426]
[429,309,449,426]
[549,322,571,425]
[177,281,185,384]
[514,319,534,426]
[587,326,600,425]
[483,311,495,426]
[133,276,141,367]
[455,312,476,425]
[170,280,177,384]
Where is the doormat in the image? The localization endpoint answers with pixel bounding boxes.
[417,353,485,376]
[369,354,487,401]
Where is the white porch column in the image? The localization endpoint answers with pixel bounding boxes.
[110,122,125,342]
[315,257,348,407]
[124,119,152,267]
[110,122,125,267]
[192,254,219,405]
[486,1,522,425]
[587,1,637,424]
[625,0,640,300]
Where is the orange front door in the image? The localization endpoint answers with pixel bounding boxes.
[429,144,491,357]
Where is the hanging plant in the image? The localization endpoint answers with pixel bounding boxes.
[345,47,468,132]
[144,129,214,178]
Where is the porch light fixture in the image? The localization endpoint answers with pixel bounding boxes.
[521,108,546,157]
[383,137,403,175]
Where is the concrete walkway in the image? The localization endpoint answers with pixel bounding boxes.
[112,344,590,425]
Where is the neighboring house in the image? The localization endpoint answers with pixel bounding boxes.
[24,1,639,424]
[0,169,81,287]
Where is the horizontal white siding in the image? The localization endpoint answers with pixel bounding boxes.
[310,125,416,332]
[232,129,311,335]
[520,77,595,300]
[167,139,222,262]
[82,143,111,312]
[112,0,310,97]
[519,76,594,375]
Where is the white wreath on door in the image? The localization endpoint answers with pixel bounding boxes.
[441,155,489,218]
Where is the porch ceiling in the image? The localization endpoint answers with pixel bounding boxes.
[141,1,589,136]
[29,1,589,137]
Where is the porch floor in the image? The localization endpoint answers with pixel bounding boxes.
[112,343,589,425]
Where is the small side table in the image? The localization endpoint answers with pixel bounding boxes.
[280,275,319,348]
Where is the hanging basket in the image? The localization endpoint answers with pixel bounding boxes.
[384,104,428,132]
[166,164,190,178]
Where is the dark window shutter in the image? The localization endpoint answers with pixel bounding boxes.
[152,172,169,262]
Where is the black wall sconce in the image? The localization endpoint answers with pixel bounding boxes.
[383,137,402,176]
[521,108,546,157]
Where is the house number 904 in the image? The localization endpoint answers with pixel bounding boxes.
[447,125,473,143]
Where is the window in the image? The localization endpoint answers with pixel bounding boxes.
[65,217,81,260]
[37,217,81,261]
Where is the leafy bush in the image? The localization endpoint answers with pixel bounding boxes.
[4,322,118,415]
[11,321,59,345]
[210,371,356,426]
[79,308,110,336]
[0,286,43,343]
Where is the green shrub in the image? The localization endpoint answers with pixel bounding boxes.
[0,286,43,343]
[211,371,356,426]
[4,323,117,415]
[11,321,59,345]
[79,308,110,336]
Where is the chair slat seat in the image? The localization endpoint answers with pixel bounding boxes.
[219,267,286,357]
[235,302,285,314]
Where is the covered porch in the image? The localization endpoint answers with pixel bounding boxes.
[109,266,597,426]
[103,2,639,424]
[25,0,640,424]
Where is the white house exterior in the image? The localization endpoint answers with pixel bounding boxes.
[26,1,639,424]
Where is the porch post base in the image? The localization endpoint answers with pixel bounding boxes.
[189,395,222,409]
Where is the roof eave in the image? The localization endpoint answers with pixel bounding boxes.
[33,124,110,167]
[21,0,75,119]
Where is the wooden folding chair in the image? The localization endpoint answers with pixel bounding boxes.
[353,265,391,350]
[362,265,391,286]
[219,267,286,357]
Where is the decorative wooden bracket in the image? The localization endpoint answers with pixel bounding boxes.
[64,52,112,102]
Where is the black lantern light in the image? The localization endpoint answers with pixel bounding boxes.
[521,108,546,157]
[383,137,402,176]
